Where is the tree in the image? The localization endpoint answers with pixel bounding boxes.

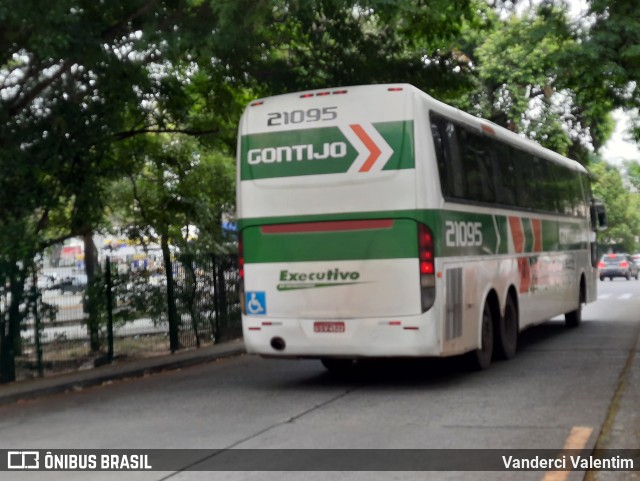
[625,160,640,193]
[205,0,477,99]
[590,160,640,252]
[449,2,616,164]
[110,135,235,351]
[581,0,640,143]
[0,0,238,381]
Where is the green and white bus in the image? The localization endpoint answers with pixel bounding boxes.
[236,84,606,371]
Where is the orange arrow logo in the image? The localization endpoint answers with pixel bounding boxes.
[350,124,382,172]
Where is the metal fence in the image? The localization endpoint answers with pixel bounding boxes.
[15,254,241,381]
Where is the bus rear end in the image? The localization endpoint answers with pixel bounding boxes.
[236,85,437,360]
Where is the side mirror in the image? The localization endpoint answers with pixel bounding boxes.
[590,199,607,231]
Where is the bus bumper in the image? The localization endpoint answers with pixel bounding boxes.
[241,313,441,358]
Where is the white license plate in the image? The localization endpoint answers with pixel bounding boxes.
[314,321,345,333]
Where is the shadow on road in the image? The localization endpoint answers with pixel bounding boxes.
[281,319,596,389]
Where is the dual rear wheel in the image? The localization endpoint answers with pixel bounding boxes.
[468,295,518,370]
[321,296,521,374]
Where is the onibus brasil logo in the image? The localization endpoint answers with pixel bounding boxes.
[277,268,366,291]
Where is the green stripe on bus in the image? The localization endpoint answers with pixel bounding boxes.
[239,209,588,263]
[376,121,415,171]
[243,218,419,263]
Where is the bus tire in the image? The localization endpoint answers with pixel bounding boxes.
[495,295,518,360]
[565,307,581,328]
[565,279,585,328]
[466,301,494,370]
[321,358,354,374]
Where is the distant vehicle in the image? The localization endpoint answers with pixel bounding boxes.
[633,253,640,268]
[37,273,58,290]
[56,274,88,294]
[599,254,639,281]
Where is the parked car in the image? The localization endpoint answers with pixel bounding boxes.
[632,253,640,268]
[55,274,88,294]
[36,273,58,290]
[598,253,639,281]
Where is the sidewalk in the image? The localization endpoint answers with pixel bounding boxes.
[0,339,245,406]
[589,327,640,481]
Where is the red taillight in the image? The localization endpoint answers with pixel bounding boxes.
[420,262,434,275]
[620,261,628,268]
[418,224,434,275]
[598,262,605,269]
[418,223,436,312]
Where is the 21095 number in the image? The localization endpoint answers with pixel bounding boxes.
[445,220,483,248]
[267,107,337,126]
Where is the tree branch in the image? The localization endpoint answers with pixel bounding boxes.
[8,58,75,118]
[99,0,161,42]
[113,127,219,141]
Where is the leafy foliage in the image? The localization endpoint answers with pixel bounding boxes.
[590,161,640,252]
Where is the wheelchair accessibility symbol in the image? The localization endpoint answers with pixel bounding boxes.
[246,291,266,315]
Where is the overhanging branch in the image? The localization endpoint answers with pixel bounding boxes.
[113,128,219,141]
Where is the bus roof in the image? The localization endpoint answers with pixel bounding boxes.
[245,83,587,175]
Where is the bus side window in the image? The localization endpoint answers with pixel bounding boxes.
[491,141,517,207]
[430,117,451,197]
[445,122,465,198]
[532,157,557,212]
[511,147,532,209]
[460,128,495,203]
[573,171,588,217]
[554,165,575,216]
[577,172,590,218]
[430,115,465,199]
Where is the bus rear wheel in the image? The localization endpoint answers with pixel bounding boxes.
[565,306,582,328]
[466,301,494,370]
[495,295,518,360]
[565,280,585,328]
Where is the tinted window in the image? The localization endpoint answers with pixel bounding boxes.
[492,142,518,206]
[430,112,587,217]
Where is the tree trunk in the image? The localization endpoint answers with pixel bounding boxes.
[83,233,101,352]
[0,263,26,383]
[162,235,179,352]
[184,257,200,348]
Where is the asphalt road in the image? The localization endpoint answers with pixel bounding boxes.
[1,278,639,481]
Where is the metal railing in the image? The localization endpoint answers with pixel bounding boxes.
[14,254,241,380]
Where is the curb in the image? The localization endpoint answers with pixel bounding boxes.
[0,340,245,406]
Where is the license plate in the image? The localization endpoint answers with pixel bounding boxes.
[314,321,345,333]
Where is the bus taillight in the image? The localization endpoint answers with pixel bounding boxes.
[418,223,436,312]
